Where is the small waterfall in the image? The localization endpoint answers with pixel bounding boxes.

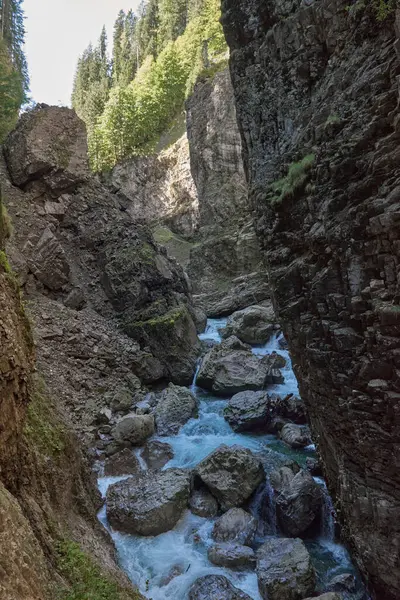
[320,483,335,541]
[190,359,202,392]
[249,479,277,538]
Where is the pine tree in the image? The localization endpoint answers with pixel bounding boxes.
[112,9,125,85]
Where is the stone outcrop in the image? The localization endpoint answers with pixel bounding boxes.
[197,336,284,395]
[155,383,198,435]
[208,543,256,569]
[212,508,257,545]
[106,468,191,536]
[256,537,316,600]
[222,1,400,597]
[196,445,264,510]
[220,303,277,344]
[2,105,200,444]
[189,487,219,518]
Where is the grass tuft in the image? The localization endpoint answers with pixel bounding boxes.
[268,154,315,207]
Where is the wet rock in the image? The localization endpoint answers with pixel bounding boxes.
[280,423,312,449]
[224,390,274,432]
[220,303,277,344]
[278,394,307,424]
[272,467,322,537]
[304,595,341,600]
[197,336,284,396]
[160,564,185,587]
[155,383,198,436]
[192,307,207,333]
[208,543,256,569]
[189,488,218,518]
[106,468,191,536]
[104,448,141,477]
[141,440,174,470]
[112,414,155,447]
[306,457,323,477]
[256,537,316,600]
[212,508,257,545]
[188,575,252,600]
[196,445,264,510]
[327,572,357,593]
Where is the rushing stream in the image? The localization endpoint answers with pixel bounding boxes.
[98,317,367,600]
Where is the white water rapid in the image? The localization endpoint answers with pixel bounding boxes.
[97,317,367,600]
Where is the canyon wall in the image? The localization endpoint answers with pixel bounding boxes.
[221,1,400,599]
[104,69,269,316]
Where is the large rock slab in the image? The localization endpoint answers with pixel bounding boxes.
[271,467,322,536]
[112,414,155,447]
[4,105,90,192]
[106,468,191,536]
[221,303,277,344]
[212,508,257,545]
[197,336,284,395]
[280,423,312,449]
[104,448,141,477]
[196,445,264,510]
[189,575,252,600]
[208,543,256,569]
[155,383,198,435]
[141,440,174,470]
[256,537,316,600]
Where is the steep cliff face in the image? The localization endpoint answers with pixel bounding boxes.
[2,105,199,443]
[104,69,267,313]
[0,194,141,599]
[222,1,400,599]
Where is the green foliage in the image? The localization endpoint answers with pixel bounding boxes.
[269,154,315,207]
[0,37,25,140]
[0,249,11,273]
[56,540,142,600]
[325,113,341,126]
[24,377,65,458]
[72,0,227,171]
[374,0,395,20]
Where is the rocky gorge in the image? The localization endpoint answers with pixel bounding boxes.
[0,4,398,600]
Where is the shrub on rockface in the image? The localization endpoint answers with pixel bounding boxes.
[268,154,315,207]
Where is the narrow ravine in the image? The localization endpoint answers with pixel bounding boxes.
[98,318,368,600]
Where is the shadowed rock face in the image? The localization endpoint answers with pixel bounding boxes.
[221,1,400,598]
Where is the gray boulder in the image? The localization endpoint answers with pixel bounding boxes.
[272,466,322,533]
[327,572,357,593]
[224,390,273,432]
[304,595,342,600]
[197,336,284,396]
[212,508,257,545]
[189,488,218,518]
[221,303,277,344]
[196,445,264,510]
[272,467,322,536]
[208,543,256,569]
[257,537,316,600]
[155,383,198,435]
[189,575,252,600]
[112,413,155,446]
[280,423,312,449]
[104,448,141,477]
[141,440,174,470]
[106,468,191,536]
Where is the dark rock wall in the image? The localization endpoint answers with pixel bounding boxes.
[222,1,400,598]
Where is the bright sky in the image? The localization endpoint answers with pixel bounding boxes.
[23,0,140,107]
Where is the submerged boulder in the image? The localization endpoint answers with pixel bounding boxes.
[212,508,257,545]
[273,468,322,537]
[197,336,284,396]
[208,543,256,569]
[106,468,191,536]
[155,383,198,435]
[196,445,264,510]
[256,537,316,600]
[112,413,155,447]
[189,575,252,600]
[220,303,277,344]
[189,487,218,518]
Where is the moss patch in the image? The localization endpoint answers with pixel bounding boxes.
[268,154,315,207]
[24,376,65,458]
[56,540,142,600]
[0,250,11,274]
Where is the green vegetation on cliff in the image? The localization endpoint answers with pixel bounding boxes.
[56,540,142,600]
[72,0,227,171]
[268,154,315,207]
[0,0,29,140]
